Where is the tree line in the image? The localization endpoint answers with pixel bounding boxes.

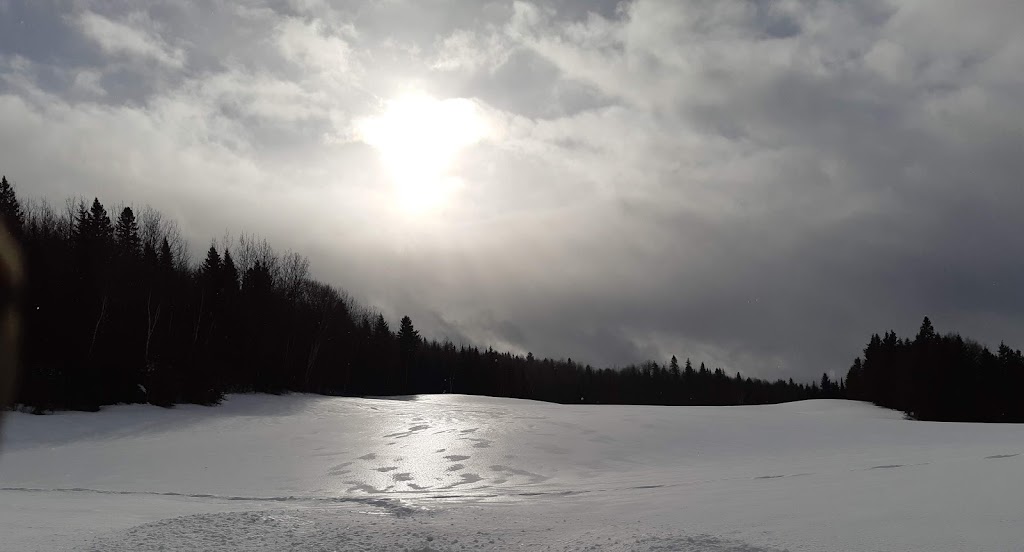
[2,175,832,412]
[845,316,1024,422]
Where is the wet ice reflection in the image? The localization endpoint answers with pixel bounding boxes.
[331,400,512,497]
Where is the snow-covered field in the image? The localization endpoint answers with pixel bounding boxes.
[1,394,1022,551]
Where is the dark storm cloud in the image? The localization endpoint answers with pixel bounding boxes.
[2,0,1023,381]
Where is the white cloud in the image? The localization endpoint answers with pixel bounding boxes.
[432,28,514,72]
[276,17,356,75]
[76,11,186,68]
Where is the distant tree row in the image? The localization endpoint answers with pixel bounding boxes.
[846,316,1024,422]
[1,175,829,412]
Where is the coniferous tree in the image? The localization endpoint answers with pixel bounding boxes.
[0,176,24,231]
[240,260,274,391]
[397,315,420,392]
[201,244,222,291]
[846,316,1024,421]
[222,250,239,294]
[374,314,390,336]
[196,244,222,353]
[846,357,864,400]
[85,199,113,245]
[114,207,141,256]
[916,316,936,343]
[159,237,174,275]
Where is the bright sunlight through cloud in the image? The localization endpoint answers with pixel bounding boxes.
[355,92,491,215]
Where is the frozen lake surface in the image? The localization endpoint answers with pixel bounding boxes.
[1,394,1022,550]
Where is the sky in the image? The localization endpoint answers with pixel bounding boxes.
[1,0,1023,382]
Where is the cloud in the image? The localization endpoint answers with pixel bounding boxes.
[432,28,514,72]
[276,16,357,75]
[71,69,106,97]
[75,11,186,68]
[3,0,1024,381]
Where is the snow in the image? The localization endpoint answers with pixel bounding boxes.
[1,394,1022,551]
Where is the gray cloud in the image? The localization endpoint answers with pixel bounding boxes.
[2,0,1023,381]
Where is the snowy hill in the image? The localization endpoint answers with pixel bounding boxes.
[1,394,1022,551]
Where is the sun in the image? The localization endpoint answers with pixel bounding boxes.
[355,92,490,214]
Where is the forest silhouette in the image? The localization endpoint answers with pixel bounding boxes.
[2,175,1019,422]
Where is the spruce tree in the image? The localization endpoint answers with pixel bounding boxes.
[221,249,239,294]
[0,175,24,230]
[114,207,141,255]
[87,198,113,242]
[159,238,174,274]
[916,316,936,343]
[201,244,222,280]
[397,315,419,350]
[668,356,681,391]
[374,314,390,337]
[73,201,89,242]
[200,244,223,307]
[397,315,420,392]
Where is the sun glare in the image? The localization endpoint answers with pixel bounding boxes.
[355,92,490,214]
